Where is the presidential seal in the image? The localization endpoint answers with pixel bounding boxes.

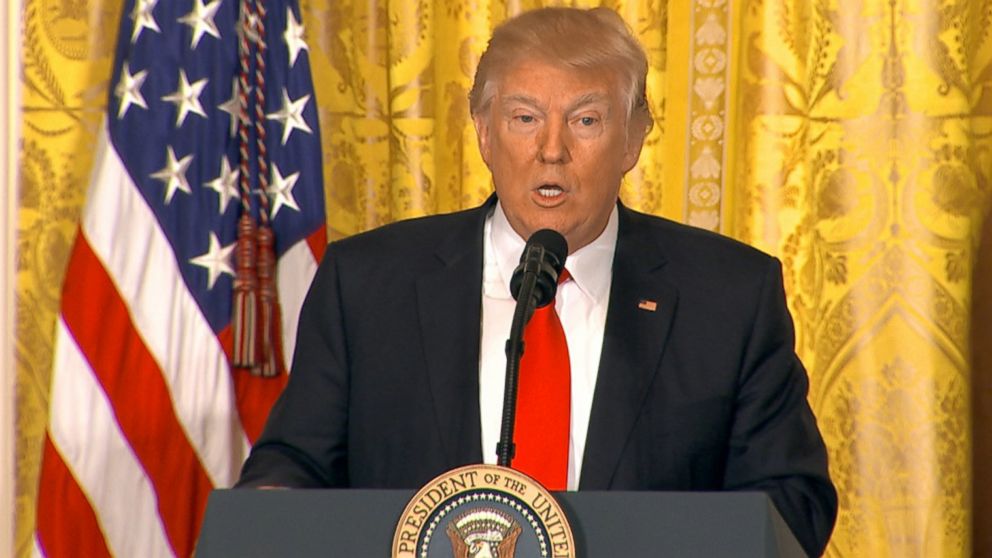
[392,464,575,558]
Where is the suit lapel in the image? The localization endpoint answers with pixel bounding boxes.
[580,207,679,489]
[414,202,493,467]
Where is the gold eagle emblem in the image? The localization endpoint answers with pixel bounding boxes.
[446,508,522,558]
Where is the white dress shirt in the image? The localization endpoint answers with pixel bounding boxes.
[479,202,617,490]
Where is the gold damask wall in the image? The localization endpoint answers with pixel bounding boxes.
[14,0,990,556]
[730,1,990,555]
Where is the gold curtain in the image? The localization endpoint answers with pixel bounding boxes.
[15,0,990,555]
[728,1,988,556]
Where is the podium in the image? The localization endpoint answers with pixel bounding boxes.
[195,489,807,557]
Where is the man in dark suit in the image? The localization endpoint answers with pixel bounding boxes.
[237,6,837,556]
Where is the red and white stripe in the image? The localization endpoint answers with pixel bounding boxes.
[34,122,323,557]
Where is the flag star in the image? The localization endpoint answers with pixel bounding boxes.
[178,0,222,49]
[206,156,240,214]
[283,7,309,67]
[265,163,301,218]
[150,146,193,204]
[189,232,235,289]
[266,88,312,145]
[162,69,209,127]
[130,0,161,43]
[114,63,148,119]
[218,78,247,137]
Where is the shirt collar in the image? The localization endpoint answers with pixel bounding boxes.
[490,201,617,303]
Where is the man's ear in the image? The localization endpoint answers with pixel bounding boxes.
[621,121,648,173]
[473,113,492,167]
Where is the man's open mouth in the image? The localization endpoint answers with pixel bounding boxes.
[536,184,565,198]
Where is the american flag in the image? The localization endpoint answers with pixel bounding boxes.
[34,0,326,556]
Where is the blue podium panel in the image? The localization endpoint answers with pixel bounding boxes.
[195,489,807,557]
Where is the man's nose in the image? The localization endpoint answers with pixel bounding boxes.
[538,118,570,164]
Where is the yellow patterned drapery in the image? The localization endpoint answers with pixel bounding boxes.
[730,2,989,555]
[14,0,990,556]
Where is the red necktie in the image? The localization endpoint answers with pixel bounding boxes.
[513,270,570,490]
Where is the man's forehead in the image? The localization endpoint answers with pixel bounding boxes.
[499,90,613,111]
[493,60,620,109]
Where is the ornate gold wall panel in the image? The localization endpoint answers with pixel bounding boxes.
[15,0,990,556]
[683,0,734,231]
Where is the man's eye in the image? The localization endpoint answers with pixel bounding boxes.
[517,115,535,123]
[579,116,597,126]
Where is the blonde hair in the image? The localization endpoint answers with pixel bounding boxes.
[469,7,653,134]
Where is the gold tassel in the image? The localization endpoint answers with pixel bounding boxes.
[255,223,282,376]
[232,213,258,368]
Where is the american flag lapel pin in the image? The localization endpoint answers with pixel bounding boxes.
[638,299,658,312]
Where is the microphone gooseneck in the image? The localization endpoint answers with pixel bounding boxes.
[496,229,568,468]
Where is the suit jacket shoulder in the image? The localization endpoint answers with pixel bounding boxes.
[328,201,493,277]
[620,206,775,278]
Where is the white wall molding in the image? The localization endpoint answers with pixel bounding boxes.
[2,0,21,555]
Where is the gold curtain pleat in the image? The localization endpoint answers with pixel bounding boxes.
[975,212,992,557]
[14,0,990,555]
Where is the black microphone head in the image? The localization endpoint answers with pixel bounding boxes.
[509,229,569,307]
[527,229,568,271]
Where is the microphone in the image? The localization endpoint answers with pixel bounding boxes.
[497,229,568,468]
[509,229,568,309]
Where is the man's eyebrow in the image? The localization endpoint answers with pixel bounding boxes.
[566,93,611,114]
[499,91,613,115]
[501,94,544,110]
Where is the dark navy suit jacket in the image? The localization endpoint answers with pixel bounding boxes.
[238,197,838,555]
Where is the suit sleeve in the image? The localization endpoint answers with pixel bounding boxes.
[722,258,838,556]
[236,243,350,488]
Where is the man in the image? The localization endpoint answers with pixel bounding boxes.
[237,7,837,555]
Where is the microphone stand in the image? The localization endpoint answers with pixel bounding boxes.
[496,267,540,467]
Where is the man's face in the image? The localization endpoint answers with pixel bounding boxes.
[474,59,645,253]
